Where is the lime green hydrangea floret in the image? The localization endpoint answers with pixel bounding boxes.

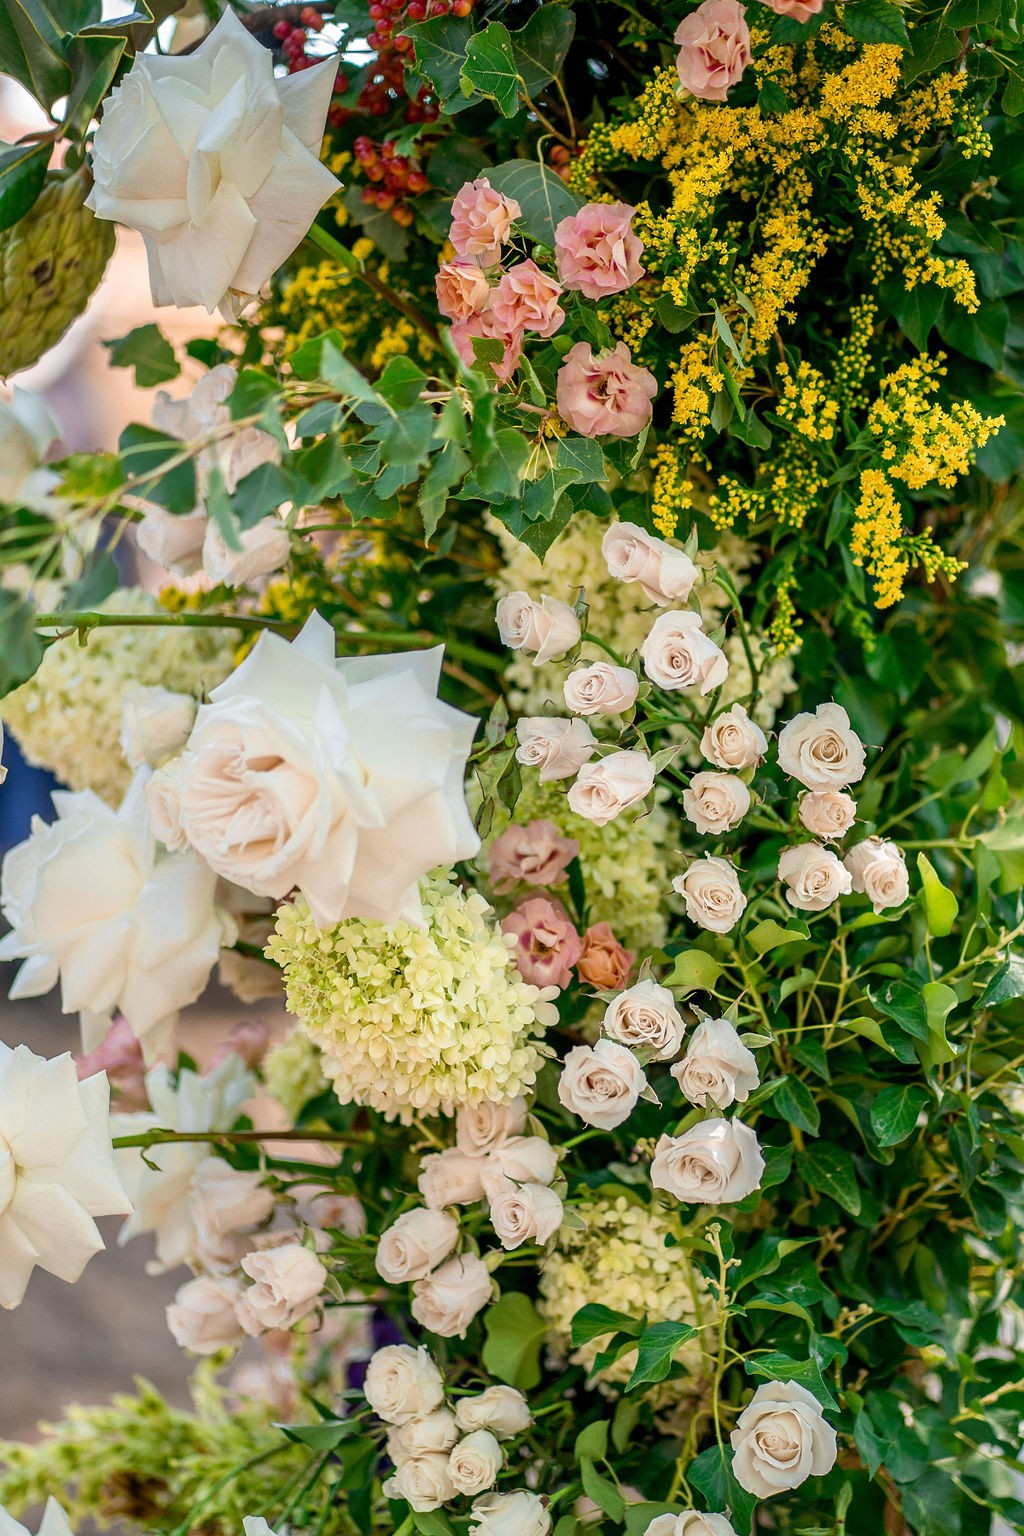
[267,870,548,1123]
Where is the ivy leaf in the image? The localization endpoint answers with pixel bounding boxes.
[574,1420,609,1461]
[869,977,929,1041]
[579,1461,625,1522]
[842,0,909,46]
[459,426,531,501]
[665,948,723,993]
[487,159,583,246]
[0,139,48,232]
[419,440,469,540]
[0,595,44,697]
[625,1321,698,1392]
[482,1291,546,1389]
[403,14,473,101]
[687,1445,756,1531]
[870,1084,929,1147]
[745,918,810,957]
[104,324,179,388]
[798,1141,862,1216]
[979,953,1024,1008]
[771,1077,821,1136]
[916,853,959,937]
[509,6,576,97]
[461,22,519,117]
[745,1351,838,1411]
[570,1303,642,1348]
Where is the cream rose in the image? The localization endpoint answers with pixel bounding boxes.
[843,836,909,913]
[455,1386,532,1439]
[449,1430,504,1496]
[567,751,655,826]
[172,611,479,928]
[166,1274,246,1355]
[798,790,857,840]
[375,1208,460,1284]
[700,703,767,771]
[558,1039,646,1130]
[730,1380,837,1496]
[640,611,729,695]
[200,517,291,590]
[601,522,699,605]
[387,1409,459,1463]
[137,508,208,577]
[645,1515,738,1536]
[487,1178,563,1249]
[419,1149,488,1209]
[237,1243,327,1334]
[777,702,866,790]
[86,8,340,316]
[683,771,751,836]
[777,843,852,912]
[563,663,639,716]
[470,1490,551,1536]
[515,717,597,783]
[364,1344,445,1425]
[487,1135,559,1185]
[456,1098,529,1155]
[673,856,747,934]
[383,1455,457,1512]
[120,686,197,770]
[411,1253,493,1337]
[650,1118,764,1204]
[144,760,189,853]
[671,1017,759,1107]
[603,979,685,1060]
[496,593,581,665]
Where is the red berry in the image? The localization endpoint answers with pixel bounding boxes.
[404,104,424,121]
[301,6,325,29]
[407,169,428,193]
[422,101,440,120]
[273,18,291,38]
[361,186,377,204]
[452,0,473,16]
[393,204,414,226]
[366,163,385,181]
[335,71,349,90]
[375,190,396,209]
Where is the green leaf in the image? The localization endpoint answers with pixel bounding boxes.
[771,1076,821,1136]
[920,981,958,1068]
[0,139,47,232]
[320,337,386,408]
[62,31,124,143]
[574,1420,608,1462]
[0,0,71,109]
[665,948,723,994]
[745,1351,838,1410]
[0,595,43,696]
[798,1141,861,1216]
[842,0,909,45]
[117,423,196,514]
[579,1460,625,1523]
[459,426,530,501]
[869,978,928,1041]
[916,853,959,938]
[103,324,179,388]
[403,14,473,100]
[625,1321,698,1392]
[979,953,1024,1008]
[870,1084,928,1146]
[570,1303,642,1348]
[487,159,583,246]
[687,1445,756,1532]
[275,1419,359,1450]
[554,435,605,483]
[419,440,469,540]
[482,1291,547,1390]
[937,297,1008,368]
[509,6,576,96]
[461,22,519,116]
[745,918,810,958]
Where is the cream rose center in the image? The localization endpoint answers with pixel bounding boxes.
[0,1137,17,1216]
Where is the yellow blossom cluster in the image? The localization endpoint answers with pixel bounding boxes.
[275,238,437,368]
[775,358,840,442]
[650,443,696,537]
[850,469,967,610]
[866,355,1004,490]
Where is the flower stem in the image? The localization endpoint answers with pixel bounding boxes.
[304,221,442,348]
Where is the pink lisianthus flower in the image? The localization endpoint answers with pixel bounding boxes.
[449,310,524,385]
[491,259,565,338]
[554,202,644,299]
[502,897,583,990]
[556,341,657,438]
[674,0,752,102]
[449,177,521,268]
[757,0,823,20]
[488,819,580,893]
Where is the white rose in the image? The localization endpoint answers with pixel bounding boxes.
[515,717,597,783]
[640,611,728,695]
[700,703,767,771]
[237,1243,327,1334]
[145,759,189,853]
[487,1178,563,1249]
[86,8,340,316]
[567,751,655,826]
[455,1386,532,1439]
[387,1409,460,1463]
[496,593,581,665]
[603,979,685,1060]
[375,1208,460,1284]
[730,1380,837,1496]
[363,1343,445,1424]
[776,702,866,790]
[563,663,638,717]
[456,1098,529,1155]
[470,1489,551,1536]
[190,1156,273,1257]
[166,1274,246,1355]
[557,1039,646,1130]
[419,1149,488,1208]
[777,843,853,912]
[650,1118,764,1204]
[153,366,281,498]
[137,507,209,576]
[645,1515,738,1536]
[201,517,290,589]
[671,1018,759,1107]
[0,388,60,509]
[0,769,231,1063]
[486,1135,558,1186]
[449,1430,503,1496]
[120,685,197,770]
[410,1253,493,1337]
[798,790,857,840]
[843,836,909,913]
[601,522,699,605]
[0,1044,130,1309]
[672,856,747,934]
[382,1454,457,1512]
[683,772,751,836]
[174,611,480,927]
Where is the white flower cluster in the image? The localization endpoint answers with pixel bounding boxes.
[0,589,234,804]
[364,1343,537,1518]
[262,1030,329,1122]
[538,1193,710,1388]
[268,871,550,1122]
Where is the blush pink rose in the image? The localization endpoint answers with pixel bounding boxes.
[758,0,823,19]
[449,310,523,385]
[674,0,752,103]
[556,341,657,438]
[435,261,491,322]
[576,922,635,990]
[449,177,521,268]
[74,1016,148,1110]
[502,897,583,991]
[489,819,580,893]
[491,260,565,338]
[554,203,644,299]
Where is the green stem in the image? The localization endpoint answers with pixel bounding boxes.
[34,609,288,635]
[112,1128,371,1150]
[304,221,442,347]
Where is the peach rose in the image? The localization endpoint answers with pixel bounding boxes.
[567,750,655,826]
[576,922,635,989]
[488,820,579,892]
[491,260,565,338]
[449,177,521,267]
[674,0,751,103]
[556,341,657,438]
[436,260,491,322]
[554,202,644,299]
[502,897,583,990]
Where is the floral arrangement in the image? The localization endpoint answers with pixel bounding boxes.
[1,1,1024,1535]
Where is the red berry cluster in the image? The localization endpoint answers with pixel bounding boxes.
[272,8,324,71]
[354,136,429,227]
[361,0,474,122]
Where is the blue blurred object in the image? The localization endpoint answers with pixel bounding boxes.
[0,734,57,856]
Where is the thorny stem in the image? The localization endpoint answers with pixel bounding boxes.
[112,1128,372,1150]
